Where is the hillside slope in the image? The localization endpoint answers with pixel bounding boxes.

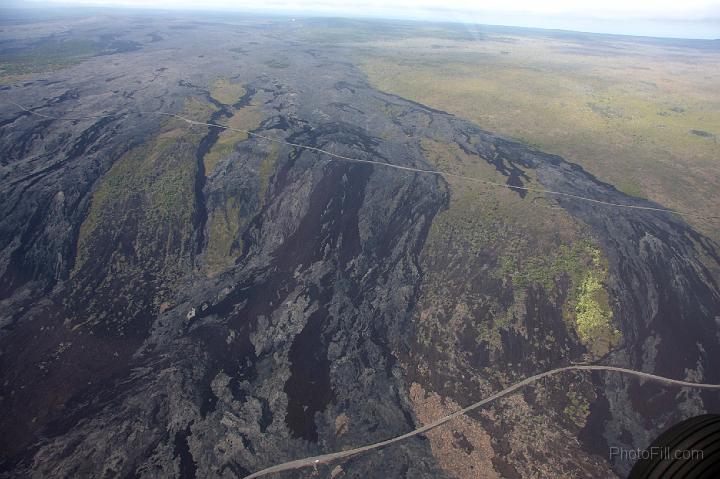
[1,15,719,478]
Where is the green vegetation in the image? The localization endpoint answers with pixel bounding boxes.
[66,96,226,331]
[357,33,720,241]
[563,389,591,428]
[258,143,279,201]
[204,199,242,276]
[201,81,274,276]
[417,139,576,353]
[201,88,274,276]
[413,137,618,360]
[0,39,102,81]
[569,248,620,357]
[210,78,246,105]
[182,97,218,122]
[72,135,198,325]
[501,239,619,357]
[76,124,200,274]
[203,143,279,277]
[500,242,592,292]
[73,99,215,324]
[203,103,264,174]
[204,130,245,173]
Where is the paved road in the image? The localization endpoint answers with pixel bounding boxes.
[6,100,718,222]
[242,365,720,478]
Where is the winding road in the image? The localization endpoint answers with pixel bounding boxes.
[5,102,720,477]
[5,101,719,222]
[241,365,720,478]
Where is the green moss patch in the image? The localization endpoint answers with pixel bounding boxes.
[202,143,278,276]
[203,104,264,174]
[203,199,242,276]
[210,78,246,105]
[71,98,214,328]
[567,248,621,357]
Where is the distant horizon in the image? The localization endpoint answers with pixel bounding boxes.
[4,0,719,40]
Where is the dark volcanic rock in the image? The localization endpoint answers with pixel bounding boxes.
[0,13,718,479]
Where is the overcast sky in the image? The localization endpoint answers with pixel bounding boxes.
[23,0,720,38]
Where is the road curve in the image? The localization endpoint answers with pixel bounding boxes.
[242,365,720,479]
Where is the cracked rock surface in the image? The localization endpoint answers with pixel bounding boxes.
[1,14,719,479]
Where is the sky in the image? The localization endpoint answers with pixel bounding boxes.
[17,0,720,38]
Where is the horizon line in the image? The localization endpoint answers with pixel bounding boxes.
[2,3,719,41]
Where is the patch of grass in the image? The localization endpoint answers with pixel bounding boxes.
[204,130,246,174]
[500,242,589,293]
[415,138,592,355]
[357,33,720,240]
[563,389,591,428]
[180,97,218,123]
[568,248,620,357]
[69,98,216,329]
[413,137,620,360]
[210,78,246,105]
[76,98,213,277]
[499,238,620,357]
[258,143,279,201]
[204,199,242,276]
[203,104,264,174]
[0,36,139,82]
[0,39,101,80]
[202,143,279,277]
